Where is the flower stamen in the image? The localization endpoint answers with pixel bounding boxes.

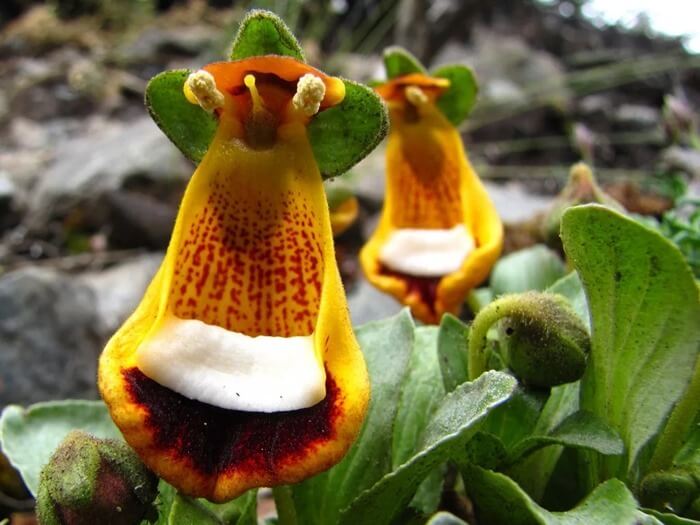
[293,73,326,117]
[184,70,225,113]
[405,85,428,107]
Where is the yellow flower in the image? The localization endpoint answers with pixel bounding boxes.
[361,72,503,324]
[98,55,369,502]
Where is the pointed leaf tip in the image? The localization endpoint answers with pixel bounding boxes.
[230,9,304,61]
[433,64,478,126]
[309,79,389,178]
[145,69,217,163]
[383,46,426,79]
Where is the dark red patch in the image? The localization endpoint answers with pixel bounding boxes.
[380,265,441,315]
[122,368,339,477]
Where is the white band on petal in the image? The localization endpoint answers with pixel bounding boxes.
[136,316,325,412]
[379,224,474,277]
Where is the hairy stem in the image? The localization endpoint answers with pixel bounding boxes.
[468,295,525,380]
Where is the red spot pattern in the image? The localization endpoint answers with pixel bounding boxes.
[388,117,463,229]
[379,264,440,315]
[171,173,324,337]
[123,367,340,478]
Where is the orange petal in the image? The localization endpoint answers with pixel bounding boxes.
[374,73,449,104]
[361,86,502,324]
[202,56,345,123]
[99,116,368,501]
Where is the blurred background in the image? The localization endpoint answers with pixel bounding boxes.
[0,1,699,513]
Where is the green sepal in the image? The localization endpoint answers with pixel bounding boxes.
[308,79,389,179]
[432,64,478,126]
[145,69,217,164]
[229,9,305,61]
[383,46,426,79]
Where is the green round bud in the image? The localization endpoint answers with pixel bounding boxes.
[498,292,590,388]
[37,430,158,525]
[640,467,700,517]
[689,495,700,520]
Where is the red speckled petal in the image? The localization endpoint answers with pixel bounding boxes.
[99,119,368,501]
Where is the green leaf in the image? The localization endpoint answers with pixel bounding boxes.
[425,512,468,524]
[561,205,700,483]
[292,310,416,525]
[149,481,257,525]
[338,371,518,525]
[506,411,624,465]
[146,481,176,525]
[393,326,446,516]
[169,495,222,525]
[481,388,547,452]
[0,401,120,496]
[432,64,479,126]
[490,245,566,297]
[437,314,469,393]
[229,9,304,61]
[200,490,258,525]
[673,420,700,467]
[145,69,217,164]
[383,46,426,79]
[463,466,658,525]
[547,272,590,329]
[642,508,700,525]
[504,382,580,501]
[308,79,389,178]
[466,287,494,314]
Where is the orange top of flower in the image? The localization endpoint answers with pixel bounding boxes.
[361,68,503,324]
[98,14,374,502]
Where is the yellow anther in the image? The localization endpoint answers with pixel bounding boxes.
[405,86,428,107]
[292,74,326,117]
[184,70,225,113]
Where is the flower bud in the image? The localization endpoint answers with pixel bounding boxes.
[497,292,590,388]
[640,467,700,519]
[541,163,623,247]
[36,430,158,525]
[663,95,697,142]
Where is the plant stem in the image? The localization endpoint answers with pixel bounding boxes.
[468,296,523,380]
[647,356,700,473]
[272,486,298,525]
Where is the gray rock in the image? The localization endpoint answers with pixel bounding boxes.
[79,254,162,339]
[484,181,552,223]
[662,146,700,179]
[577,94,612,119]
[0,267,101,406]
[432,32,569,110]
[329,52,384,83]
[117,25,218,65]
[614,104,660,129]
[350,148,386,206]
[0,171,18,230]
[101,191,177,249]
[0,172,15,205]
[27,117,191,229]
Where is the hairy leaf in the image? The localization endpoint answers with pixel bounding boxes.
[561,205,700,483]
